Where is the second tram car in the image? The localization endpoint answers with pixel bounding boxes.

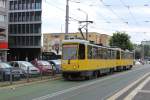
[61,39,133,80]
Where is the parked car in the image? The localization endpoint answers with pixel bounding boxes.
[48,59,61,74]
[0,62,21,81]
[9,61,40,77]
[135,60,141,65]
[31,60,53,75]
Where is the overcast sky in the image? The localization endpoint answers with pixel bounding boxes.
[42,0,150,44]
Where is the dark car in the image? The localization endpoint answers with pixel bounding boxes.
[31,60,53,75]
[48,60,61,74]
[0,62,21,81]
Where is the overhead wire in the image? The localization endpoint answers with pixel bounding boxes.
[44,0,150,34]
[99,0,129,25]
[88,3,122,32]
[119,0,140,26]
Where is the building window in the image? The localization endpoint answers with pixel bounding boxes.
[30,12,35,21]
[27,3,30,9]
[14,13,17,22]
[32,3,35,9]
[9,1,14,10]
[0,15,5,22]
[18,13,22,22]
[14,2,18,10]
[0,0,6,8]
[34,24,41,33]
[9,13,13,22]
[35,3,41,9]
[18,3,22,10]
[35,12,41,21]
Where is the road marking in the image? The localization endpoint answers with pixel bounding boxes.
[32,76,117,100]
[107,72,150,100]
[33,66,149,100]
[124,76,150,100]
[139,90,150,93]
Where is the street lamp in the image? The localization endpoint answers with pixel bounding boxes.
[77,8,88,40]
[65,0,69,34]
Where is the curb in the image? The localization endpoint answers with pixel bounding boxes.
[0,76,61,90]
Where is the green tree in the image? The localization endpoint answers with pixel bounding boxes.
[109,31,133,50]
[143,45,150,58]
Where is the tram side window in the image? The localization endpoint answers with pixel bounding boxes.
[93,47,98,59]
[88,45,92,59]
[98,48,103,59]
[102,48,107,59]
[121,51,125,59]
[107,49,111,59]
[78,44,85,59]
[129,53,133,59]
[124,52,129,59]
[110,50,115,59]
[116,51,120,59]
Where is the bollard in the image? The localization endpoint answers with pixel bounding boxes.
[40,70,42,80]
[1,70,4,82]
[10,68,13,85]
[27,66,29,82]
[52,64,55,76]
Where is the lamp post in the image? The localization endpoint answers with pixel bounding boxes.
[65,0,80,35]
[78,8,88,40]
[65,0,69,34]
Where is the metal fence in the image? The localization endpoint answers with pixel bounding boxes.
[0,67,59,87]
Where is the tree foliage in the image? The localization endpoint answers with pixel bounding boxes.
[143,45,150,58]
[109,31,133,50]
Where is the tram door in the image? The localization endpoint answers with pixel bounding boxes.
[78,44,85,70]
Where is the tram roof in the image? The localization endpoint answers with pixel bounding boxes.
[62,39,132,52]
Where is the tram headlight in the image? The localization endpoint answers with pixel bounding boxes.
[73,66,76,69]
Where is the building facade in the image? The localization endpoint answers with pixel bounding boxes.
[141,41,150,45]
[8,0,42,61]
[0,0,8,61]
[43,32,110,54]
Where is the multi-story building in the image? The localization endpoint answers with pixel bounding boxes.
[0,0,8,61]
[141,41,150,45]
[43,32,110,54]
[8,0,42,61]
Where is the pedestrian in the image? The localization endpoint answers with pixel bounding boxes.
[25,57,28,61]
[0,56,2,62]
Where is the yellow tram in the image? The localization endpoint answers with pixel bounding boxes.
[61,39,134,80]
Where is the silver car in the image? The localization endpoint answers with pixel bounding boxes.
[10,61,40,76]
[48,59,61,74]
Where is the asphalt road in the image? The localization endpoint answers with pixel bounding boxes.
[0,64,150,100]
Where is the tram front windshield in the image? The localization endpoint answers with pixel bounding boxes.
[62,44,78,60]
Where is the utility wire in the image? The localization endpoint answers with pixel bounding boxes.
[99,0,129,26]
[45,0,65,11]
[45,0,81,18]
[119,0,140,26]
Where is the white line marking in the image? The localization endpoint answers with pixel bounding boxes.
[139,90,150,94]
[124,77,150,100]
[33,66,149,100]
[107,72,150,100]
[32,75,118,100]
